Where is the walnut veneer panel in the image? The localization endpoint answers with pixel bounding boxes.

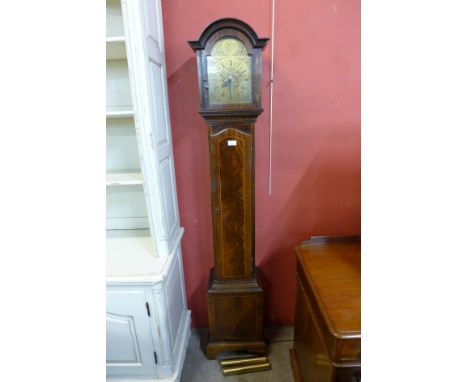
[209,126,254,280]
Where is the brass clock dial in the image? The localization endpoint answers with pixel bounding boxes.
[207,38,252,105]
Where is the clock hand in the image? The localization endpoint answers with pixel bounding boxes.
[223,77,233,99]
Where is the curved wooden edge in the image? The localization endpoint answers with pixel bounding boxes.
[289,348,303,382]
[296,266,361,341]
[304,235,360,245]
[188,18,269,51]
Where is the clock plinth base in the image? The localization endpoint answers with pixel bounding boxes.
[205,268,267,359]
[205,340,268,360]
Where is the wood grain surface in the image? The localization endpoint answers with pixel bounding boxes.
[292,236,361,382]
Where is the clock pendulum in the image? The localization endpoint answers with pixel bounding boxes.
[188,19,269,359]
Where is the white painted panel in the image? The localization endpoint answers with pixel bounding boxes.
[144,0,161,48]
[143,0,164,64]
[106,118,140,172]
[107,59,133,111]
[159,159,177,234]
[148,62,168,144]
[106,290,157,376]
[165,254,184,349]
[106,0,124,38]
[152,291,172,370]
[106,313,142,363]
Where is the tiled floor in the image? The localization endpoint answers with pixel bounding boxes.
[180,327,295,382]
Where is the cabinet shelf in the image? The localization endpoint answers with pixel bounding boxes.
[106,36,125,43]
[107,37,127,60]
[106,107,134,119]
[107,172,143,186]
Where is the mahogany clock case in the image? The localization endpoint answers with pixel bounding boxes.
[188,19,269,359]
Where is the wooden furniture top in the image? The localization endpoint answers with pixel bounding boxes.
[295,236,361,339]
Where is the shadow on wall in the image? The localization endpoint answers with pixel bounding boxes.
[258,149,361,325]
[167,57,215,328]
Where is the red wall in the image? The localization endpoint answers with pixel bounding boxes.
[162,0,361,328]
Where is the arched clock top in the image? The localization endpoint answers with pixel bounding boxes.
[188,18,268,52]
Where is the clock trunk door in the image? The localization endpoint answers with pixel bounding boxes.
[209,125,254,281]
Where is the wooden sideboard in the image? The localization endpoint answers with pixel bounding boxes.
[290,236,361,382]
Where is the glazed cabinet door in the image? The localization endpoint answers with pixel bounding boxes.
[106,289,157,376]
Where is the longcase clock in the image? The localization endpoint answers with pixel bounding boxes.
[189,18,269,359]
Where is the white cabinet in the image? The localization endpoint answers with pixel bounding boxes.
[107,249,190,380]
[106,0,190,380]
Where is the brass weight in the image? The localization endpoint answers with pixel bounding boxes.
[222,362,271,376]
[220,356,268,367]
